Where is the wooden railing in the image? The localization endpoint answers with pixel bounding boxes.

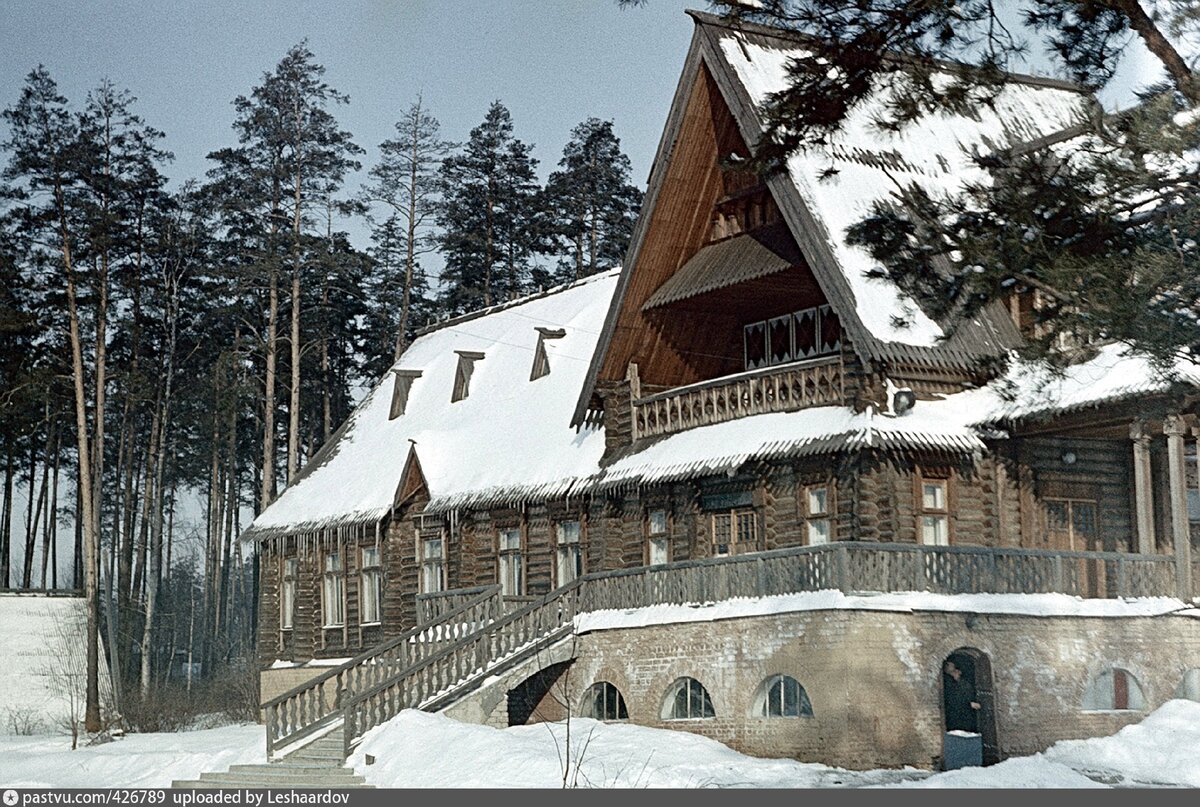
[266,541,1187,759]
[631,356,844,441]
[576,542,1182,613]
[340,580,581,756]
[263,585,503,756]
[416,585,500,625]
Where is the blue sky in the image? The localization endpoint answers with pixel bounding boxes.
[1,0,1160,253]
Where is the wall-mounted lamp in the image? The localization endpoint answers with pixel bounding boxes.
[1061,451,1077,466]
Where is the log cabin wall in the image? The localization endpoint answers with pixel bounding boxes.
[1015,436,1134,553]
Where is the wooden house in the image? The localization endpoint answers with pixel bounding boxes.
[245,12,1200,770]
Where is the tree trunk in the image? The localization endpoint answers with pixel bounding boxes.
[288,165,304,484]
[1111,0,1199,102]
[262,262,278,510]
[59,186,102,731]
[22,440,36,588]
[49,431,60,589]
[1,436,12,588]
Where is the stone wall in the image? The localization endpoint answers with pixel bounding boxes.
[534,608,1200,770]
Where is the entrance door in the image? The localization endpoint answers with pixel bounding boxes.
[942,648,1000,767]
[1045,498,1103,596]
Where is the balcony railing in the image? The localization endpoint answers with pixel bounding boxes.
[576,542,1185,613]
[631,356,844,441]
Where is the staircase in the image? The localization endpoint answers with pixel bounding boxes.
[251,582,576,759]
[172,727,372,789]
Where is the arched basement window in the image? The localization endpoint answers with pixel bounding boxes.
[1082,667,1146,711]
[1177,669,1200,702]
[661,677,715,720]
[753,674,813,718]
[581,682,629,721]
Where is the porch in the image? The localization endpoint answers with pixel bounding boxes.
[416,540,1198,625]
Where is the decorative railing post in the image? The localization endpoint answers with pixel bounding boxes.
[836,543,849,593]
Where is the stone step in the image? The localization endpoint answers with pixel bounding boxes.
[193,772,367,787]
[276,752,347,765]
[212,766,361,780]
[230,764,355,776]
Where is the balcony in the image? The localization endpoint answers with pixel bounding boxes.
[631,355,845,441]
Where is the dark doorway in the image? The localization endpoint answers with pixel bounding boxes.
[942,648,1000,766]
[506,660,573,726]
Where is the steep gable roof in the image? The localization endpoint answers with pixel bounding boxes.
[244,271,618,540]
[572,11,1091,425]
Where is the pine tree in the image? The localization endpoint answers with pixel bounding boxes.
[707,0,1199,371]
[438,101,541,316]
[362,98,451,359]
[542,118,643,282]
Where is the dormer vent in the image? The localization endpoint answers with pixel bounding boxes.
[389,370,422,419]
[530,327,566,381]
[452,351,485,402]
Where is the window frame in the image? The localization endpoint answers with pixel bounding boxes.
[418,531,446,595]
[755,673,814,719]
[581,681,629,722]
[321,551,345,629]
[359,545,383,626]
[645,508,671,567]
[280,556,297,631]
[917,471,953,546]
[1043,497,1099,552]
[661,677,716,721]
[554,518,584,588]
[801,482,834,546]
[497,526,525,597]
[710,506,760,557]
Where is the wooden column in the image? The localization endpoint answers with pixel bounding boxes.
[627,362,642,443]
[1130,421,1156,554]
[1164,415,1193,599]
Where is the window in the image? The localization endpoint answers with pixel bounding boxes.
[743,304,841,371]
[661,677,715,720]
[388,369,422,419]
[498,528,523,596]
[280,557,297,630]
[556,520,583,586]
[1176,669,1200,702]
[360,546,382,625]
[321,552,344,628]
[420,535,445,594]
[646,509,670,566]
[1083,667,1146,711]
[711,507,759,556]
[754,674,813,718]
[804,484,832,545]
[581,682,629,721]
[1045,498,1098,551]
[451,350,484,402]
[920,478,950,546]
[530,327,564,381]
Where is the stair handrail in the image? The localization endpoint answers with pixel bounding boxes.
[264,584,502,755]
[339,579,583,756]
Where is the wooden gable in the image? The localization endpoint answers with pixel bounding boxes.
[395,446,429,509]
[593,60,832,393]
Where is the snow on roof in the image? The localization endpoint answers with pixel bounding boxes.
[0,593,113,733]
[981,343,1200,422]
[715,30,1088,348]
[245,271,618,538]
[591,398,985,490]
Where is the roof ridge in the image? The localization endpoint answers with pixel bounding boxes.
[413,269,619,339]
[686,8,1088,95]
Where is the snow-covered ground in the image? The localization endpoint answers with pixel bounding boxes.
[0,724,264,788]
[348,700,1200,788]
[3,700,1198,788]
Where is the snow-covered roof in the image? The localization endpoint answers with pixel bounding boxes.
[710,24,1088,352]
[592,401,985,490]
[245,272,618,539]
[980,343,1200,422]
